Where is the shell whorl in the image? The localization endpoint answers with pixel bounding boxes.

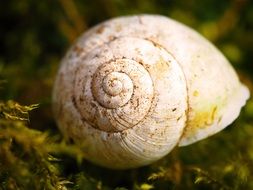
[90,58,154,132]
[72,37,186,134]
[66,36,188,168]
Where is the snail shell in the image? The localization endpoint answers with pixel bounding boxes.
[53,15,250,169]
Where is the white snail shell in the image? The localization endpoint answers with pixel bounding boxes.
[52,15,250,169]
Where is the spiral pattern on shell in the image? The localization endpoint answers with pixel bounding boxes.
[56,35,188,168]
[53,15,249,169]
[76,57,155,132]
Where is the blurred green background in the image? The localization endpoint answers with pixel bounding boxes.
[0,0,253,189]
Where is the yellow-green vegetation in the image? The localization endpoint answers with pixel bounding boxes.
[0,0,253,189]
